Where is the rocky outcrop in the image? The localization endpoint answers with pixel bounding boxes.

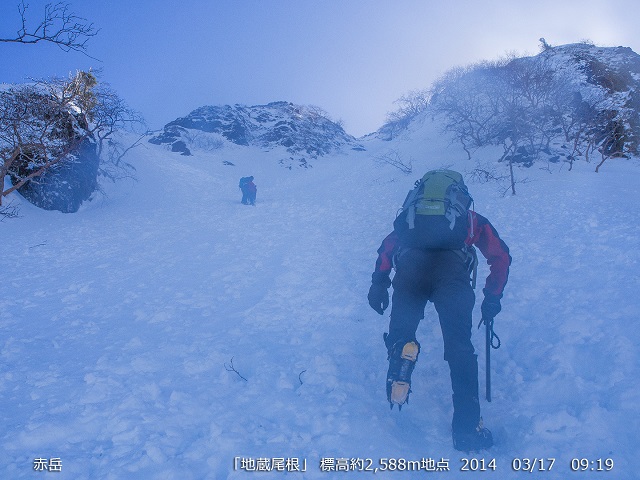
[15,135,99,213]
[149,101,364,159]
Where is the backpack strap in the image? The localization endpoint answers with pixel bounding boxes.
[443,183,470,230]
[468,245,478,289]
[400,178,425,229]
[453,245,479,289]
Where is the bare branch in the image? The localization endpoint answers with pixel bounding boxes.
[112,132,146,167]
[374,149,413,174]
[0,1,98,56]
[224,357,248,382]
[98,133,144,183]
[0,200,20,221]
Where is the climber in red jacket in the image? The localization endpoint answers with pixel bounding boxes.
[367,170,511,452]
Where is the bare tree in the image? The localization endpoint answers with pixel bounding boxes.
[374,149,412,174]
[387,89,430,123]
[381,89,431,139]
[595,115,626,173]
[1,71,143,206]
[36,71,145,180]
[468,161,530,197]
[431,63,506,159]
[0,83,90,205]
[90,84,145,157]
[0,1,97,54]
[180,129,224,153]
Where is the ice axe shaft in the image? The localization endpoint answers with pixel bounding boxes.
[485,316,492,402]
[478,315,500,402]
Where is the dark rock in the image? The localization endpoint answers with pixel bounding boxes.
[16,136,99,213]
[171,140,191,156]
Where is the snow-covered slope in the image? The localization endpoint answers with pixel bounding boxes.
[1,118,639,479]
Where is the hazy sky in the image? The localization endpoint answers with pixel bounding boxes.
[1,0,639,137]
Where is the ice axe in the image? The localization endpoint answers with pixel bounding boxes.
[478,315,501,402]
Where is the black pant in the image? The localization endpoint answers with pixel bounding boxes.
[387,248,480,433]
[241,189,256,205]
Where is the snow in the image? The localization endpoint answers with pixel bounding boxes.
[1,117,639,479]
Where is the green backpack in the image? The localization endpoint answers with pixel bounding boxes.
[393,169,473,250]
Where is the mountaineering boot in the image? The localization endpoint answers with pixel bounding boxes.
[452,418,493,452]
[386,339,420,409]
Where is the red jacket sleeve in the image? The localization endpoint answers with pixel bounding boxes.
[467,212,511,296]
[373,231,399,284]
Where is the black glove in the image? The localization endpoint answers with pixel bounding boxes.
[368,272,391,315]
[481,290,502,319]
[368,284,389,315]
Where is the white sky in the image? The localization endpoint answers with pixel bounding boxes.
[1,0,639,137]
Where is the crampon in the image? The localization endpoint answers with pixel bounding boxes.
[386,340,420,410]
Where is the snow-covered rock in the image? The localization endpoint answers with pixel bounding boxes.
[15,136,99,213]
[149,101,365,161]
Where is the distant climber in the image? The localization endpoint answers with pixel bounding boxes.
[239,176,257,205]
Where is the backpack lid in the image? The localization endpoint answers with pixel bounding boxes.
[414,170,470,216]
